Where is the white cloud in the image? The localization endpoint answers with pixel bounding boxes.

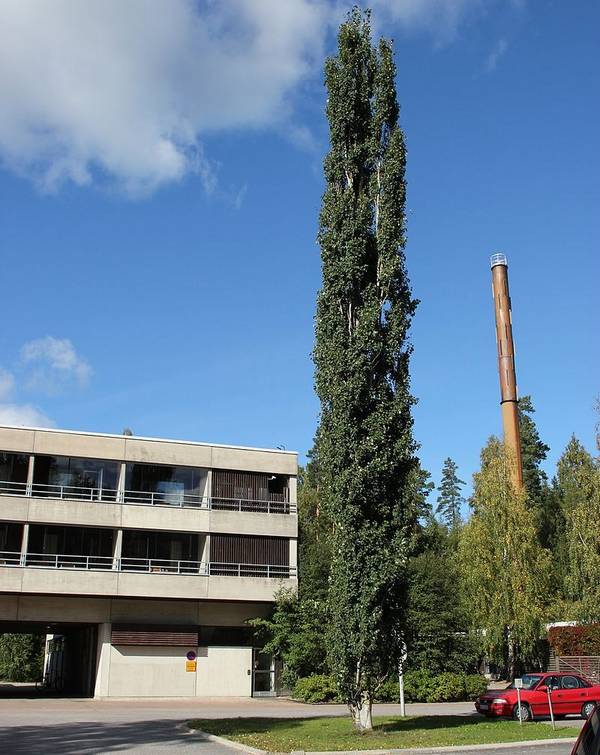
[486,37,508,71]
[0,1,513,196]
[0,403,55,428]
[0,369,15,401]
[21,336,91,393]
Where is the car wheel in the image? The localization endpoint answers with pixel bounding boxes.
[513,702,532,722]
[581,701,596,719]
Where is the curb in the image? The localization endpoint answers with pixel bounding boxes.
[302,738,578,754]
[184,724,267,754]
[184,726,577,755]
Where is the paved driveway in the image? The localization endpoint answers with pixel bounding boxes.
[0,695,583,754]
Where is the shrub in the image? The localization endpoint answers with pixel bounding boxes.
[376,678,400,702]
[404,669,436,702]
[549,625,600,656]
[427,672,466,702]
[292,674,338,703]
[464,674,488,699]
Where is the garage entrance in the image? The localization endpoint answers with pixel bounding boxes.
[0,621,98,697]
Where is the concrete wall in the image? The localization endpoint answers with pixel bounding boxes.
[195,647,253,696]
[0,426,297,475]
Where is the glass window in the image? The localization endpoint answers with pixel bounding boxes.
[124,463,207,505]
[0,452,29,491]
[511,674,543,690]
[0,522,23,553]
[562,675,583,689]
[33,456,119,500]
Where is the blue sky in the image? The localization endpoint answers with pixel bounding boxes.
[0,1,597,501]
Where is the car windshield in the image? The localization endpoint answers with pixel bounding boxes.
[510,674,543,690]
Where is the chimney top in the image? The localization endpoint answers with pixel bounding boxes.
[490,252,508,269]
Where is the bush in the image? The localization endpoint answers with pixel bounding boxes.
[404,669,436,702]
[549,625,600,656]
[292,675,339,703]
[376,677,400,702]
[402,670,488,703]
[464,674,488,699]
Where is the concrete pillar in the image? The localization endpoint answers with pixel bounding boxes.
[26,455,35,495]
[205,469,212,508]
[112,529,122,570]
[19,523,29,566]
[289,538,298,577]
[288,475,297,513]
[94,622,112,698]
[201,535,210,575]
[116,462,126,502]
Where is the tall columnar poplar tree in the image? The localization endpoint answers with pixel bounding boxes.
[314,9,417,731]
[435,457,465,531]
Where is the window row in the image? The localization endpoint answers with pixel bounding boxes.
[0,451,290,508]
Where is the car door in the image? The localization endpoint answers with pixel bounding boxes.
[555,675,585,715]
[529,676,559,717]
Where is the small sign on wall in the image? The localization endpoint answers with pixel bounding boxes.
[186,660,197,672]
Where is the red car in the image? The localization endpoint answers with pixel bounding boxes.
[475,672,600,721]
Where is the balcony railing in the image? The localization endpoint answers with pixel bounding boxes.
[0,480,294,514]
[0,550,296,578]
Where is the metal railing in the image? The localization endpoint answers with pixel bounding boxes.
[0,480,295,514]
[119,557,207,575]
[209,562,295,579]
[0,550,296,578]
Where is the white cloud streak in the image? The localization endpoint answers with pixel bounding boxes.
[486,37,508,71]
[0,403,55,428]
[0,370,15,401]
[21,336,91,393]
[0,0,512,196]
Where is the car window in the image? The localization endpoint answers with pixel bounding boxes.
[562,675,582,689]
[572,705,600,755]
[511,674,543,690]
[545,676,561,690]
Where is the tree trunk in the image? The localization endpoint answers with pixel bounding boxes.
[350,691,373,732]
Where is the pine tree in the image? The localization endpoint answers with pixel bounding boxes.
[314,8,417,731]
[435,458,465,530]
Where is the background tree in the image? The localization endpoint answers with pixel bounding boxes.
[459,438,550,678]
[557,436,600,621]
[0,634,45,682]
[406,519,479,673]
[314,8,417,730]
[435,458,465,531]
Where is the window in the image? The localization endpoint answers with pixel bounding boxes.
[33,455,119,500]
[124,463,207,505]
[562,675,584,689]
[0,452,29,488]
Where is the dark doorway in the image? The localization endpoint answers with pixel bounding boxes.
[0,622,98,698]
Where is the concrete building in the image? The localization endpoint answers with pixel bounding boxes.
[0,425,298,697]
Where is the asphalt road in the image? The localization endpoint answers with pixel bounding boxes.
[0,692,582,754]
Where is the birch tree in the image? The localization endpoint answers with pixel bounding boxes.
[459,438,550,677]
[314,8,417,731]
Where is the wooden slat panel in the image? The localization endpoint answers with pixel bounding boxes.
[212,470,288,503]
[111,626,199,646]
[211,534,289,566]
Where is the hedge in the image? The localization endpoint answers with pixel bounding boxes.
[549,625,600,656]
[292,671,488,704]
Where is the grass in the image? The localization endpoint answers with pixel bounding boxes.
[188,714,580,752]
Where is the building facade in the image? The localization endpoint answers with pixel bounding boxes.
[0,425,297,697]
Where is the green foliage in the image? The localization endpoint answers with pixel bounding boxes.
[293,674,339,703]
[0,633,45,682]
[314,7,418,721]
[435,458,465,530]
[377,670,488,703]
[406,520,480,674]
[548,624,600,656]
[459,438,551,675]
[557,436,600,621]
[250,589,328,689]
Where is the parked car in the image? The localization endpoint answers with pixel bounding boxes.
[571,703,600,754]
[475,672,600,721]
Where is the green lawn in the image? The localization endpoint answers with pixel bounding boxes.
[188,714,580,752]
